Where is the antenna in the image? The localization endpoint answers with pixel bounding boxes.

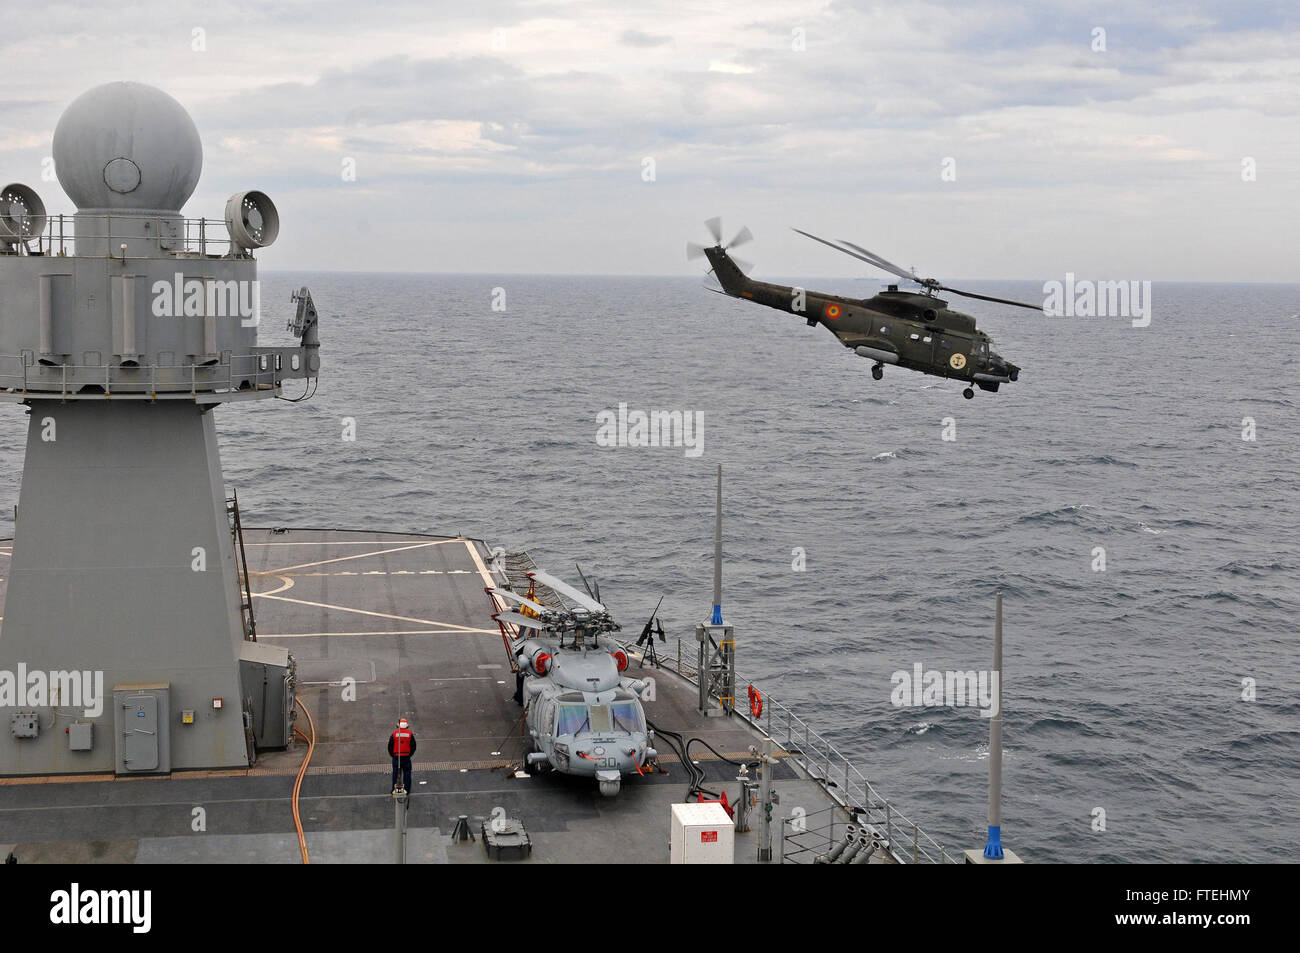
[711,464,723,625]
[965,591,1020,863]
[697,465,734,718]
[984,591,1004,859]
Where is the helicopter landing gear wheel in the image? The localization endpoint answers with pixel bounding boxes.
[598,778,621,797]
[871,363,883,381]
[963,387,975,400]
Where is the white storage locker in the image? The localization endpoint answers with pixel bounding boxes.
[670,802,734,864]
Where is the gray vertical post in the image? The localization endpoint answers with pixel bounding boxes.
[393,788,408,864]
[758,736,773,861]
[711,464,722,625]
[696,624,708,714]
[983,591,1005,859]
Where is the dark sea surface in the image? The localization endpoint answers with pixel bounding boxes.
[2,272,1296,863]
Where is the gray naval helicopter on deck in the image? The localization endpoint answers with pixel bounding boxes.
[488,570,655,796]
[689,218,1041,398]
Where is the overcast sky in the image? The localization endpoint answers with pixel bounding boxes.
[4,1,1298,280]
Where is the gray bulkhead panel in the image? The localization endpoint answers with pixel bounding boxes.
[0,402,249,774]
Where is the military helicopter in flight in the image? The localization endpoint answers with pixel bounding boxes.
[487,570,655,797]
[687,218,1040,398]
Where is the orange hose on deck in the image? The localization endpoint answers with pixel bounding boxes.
[292,697,317,864]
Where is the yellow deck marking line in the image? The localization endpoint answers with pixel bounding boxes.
[256,539,458,575]
[252,591,488,632]
[464,538,497,588]
[260,628,499,639]
[252,575,296,597]
[465,539,513,631]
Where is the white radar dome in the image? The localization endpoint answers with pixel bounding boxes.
[52,81,203,212]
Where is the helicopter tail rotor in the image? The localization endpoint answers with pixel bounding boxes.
[689,217,756,293]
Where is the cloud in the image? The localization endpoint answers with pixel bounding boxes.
[620,29,672,48]
[0,0,1295,279]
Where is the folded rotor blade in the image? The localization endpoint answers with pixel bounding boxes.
[495,611,549,631]
[490,588,549,615]
[530,570,607,614]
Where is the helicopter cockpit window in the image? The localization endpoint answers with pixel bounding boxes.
[611,702,644,734]
[589,704,614,733]
[556,704,590,736]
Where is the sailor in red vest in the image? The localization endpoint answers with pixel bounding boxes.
[388,717,417,793]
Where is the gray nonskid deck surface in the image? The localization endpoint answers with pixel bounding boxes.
[0,529,857,863]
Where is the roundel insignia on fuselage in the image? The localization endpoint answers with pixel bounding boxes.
[824,302,842,320]
[949,352,967,370]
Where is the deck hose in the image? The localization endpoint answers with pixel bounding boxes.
[292,697,317,864]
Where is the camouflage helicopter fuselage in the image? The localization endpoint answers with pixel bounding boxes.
[703,245,1020,394]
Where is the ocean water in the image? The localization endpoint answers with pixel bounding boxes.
[1,272,1296,863]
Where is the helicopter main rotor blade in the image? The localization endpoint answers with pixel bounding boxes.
[489,588,549,616]
[792,228,915,282]
[530,570,607,614]
[494,611,549,631]
[835,240,918,282]
[795,228,1042,313]
[933,284,1044,312]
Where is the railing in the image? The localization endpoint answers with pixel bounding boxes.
[5,213,244,259]
[0,350,291,399]
[645,636,958,865]
[781,805,886,865]
[758,694,956,864]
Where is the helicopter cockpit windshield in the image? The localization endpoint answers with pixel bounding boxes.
[557,704,590,736]
[555,700,644,736]
[611,701,644,733]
